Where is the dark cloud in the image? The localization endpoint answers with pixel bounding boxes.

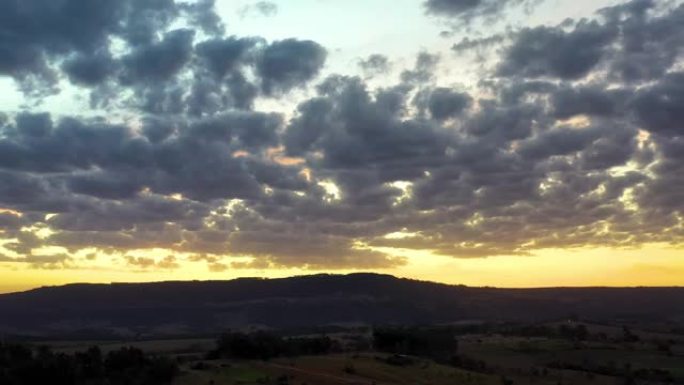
[180,0,225,36]
[358,54,391,77]
[0,212,27,231]
[517,125,605,161]
[120,29,195,84]
[285,75,452,173]
[195,37,263,79]
[0,111,292,204]
[601,0,684,82]
[551,86,622,119]
[417,87,472,120]
[424,0,540,24]
[632,72,684,137]
[638,135,684,215]
[0,171,52,206]
[0,0,219,95]
[0,0,120,92]
[452,34,505,53]
[0,0,683,272]
[465,98,542,142]
[62,50,118,86]
[401,52,440,84]
[492,1,684,83]
[100,36,326,115]
[0,0,328,113]
[256,39,328,95]
[188,36,264,112]
[498,20,617,79]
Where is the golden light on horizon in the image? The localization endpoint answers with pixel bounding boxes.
[1,243,682,294]
[0,0,682,299]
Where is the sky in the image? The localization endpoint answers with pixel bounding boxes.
[0,0,683,293]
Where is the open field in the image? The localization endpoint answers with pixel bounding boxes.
[174,354,503,385]
[24,320,684,385]
[169,323,684,385]
[459,335,684,384]
[42,338,215,355]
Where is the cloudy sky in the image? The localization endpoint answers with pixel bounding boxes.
[1,0,683,292]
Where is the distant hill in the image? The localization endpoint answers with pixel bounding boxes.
[0,273,682,338]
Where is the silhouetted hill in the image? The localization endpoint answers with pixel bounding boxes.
[0,273,682,338]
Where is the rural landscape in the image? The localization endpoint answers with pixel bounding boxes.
[1,0,684,383]
[1,274,684,384]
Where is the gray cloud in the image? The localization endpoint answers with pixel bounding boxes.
[417,88,472,120]
[257,39,328,95]
[401,52,440,85]
[0,111,293,204]
[358,55,391,78]
[424,0,540,24]
[0,0,683,271]
[601,0,684,82]
[0,0,324,111]
[551,86,624,119]
[239,1,279,18]
[120,29,195,85]
[126,255,180,270]
[498,20,617,79]
[62,50,118,86]
[491,0,684,83]
[195,37,263,79]
[452,34,505,53]
[632,72,684,137]
[0,0,219,96]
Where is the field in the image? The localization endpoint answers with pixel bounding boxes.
[43,337,215,355]
[169,323,684,385]
[31,321,684,385]
[174,354,502,385]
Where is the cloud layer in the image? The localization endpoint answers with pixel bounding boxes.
[0,0,682,273]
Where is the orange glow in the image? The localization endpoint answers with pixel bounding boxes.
[0,243,682,294]
[0,208,22,217]
[299,168,312,182]
[232,150,250,158]
[267,146,306,166]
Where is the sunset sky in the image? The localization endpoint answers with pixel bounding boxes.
[1,0,683,293]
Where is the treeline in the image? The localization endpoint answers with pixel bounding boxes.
[372,327,458,360]
[444,322,648,343]
[0,343,178,385]
[547,361,676,384]
[208,327,461,362]
[208,332,339,360]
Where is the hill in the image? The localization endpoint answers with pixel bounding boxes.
[0,273,682,338]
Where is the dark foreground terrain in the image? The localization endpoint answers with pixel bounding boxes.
[1,273,683,338]
[2,322,684,385]
[1,274,684,384]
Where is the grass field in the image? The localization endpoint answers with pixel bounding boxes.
[36,322,684,385]
[171,353,645,385]
[44,338,215,355]
[174,354,504,385]
[169,332,684,385]
[459,332,684,384]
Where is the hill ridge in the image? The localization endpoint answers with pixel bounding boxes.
[1,273,683,338]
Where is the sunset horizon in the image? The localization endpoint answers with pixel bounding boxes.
[1,0,683,293]
[3,269,684,297]
[2,2,684,383]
